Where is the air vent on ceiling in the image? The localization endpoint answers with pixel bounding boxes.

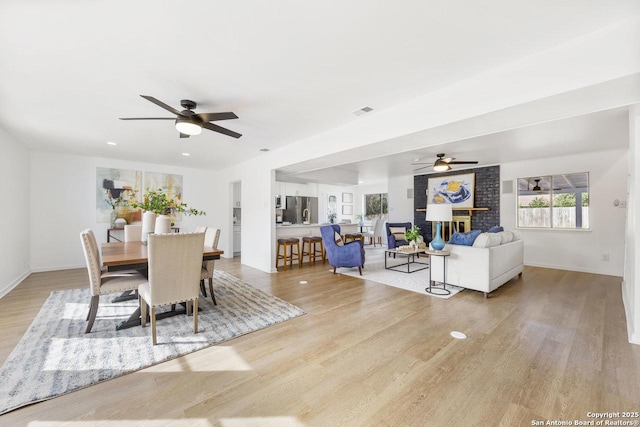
[353,106,374,116]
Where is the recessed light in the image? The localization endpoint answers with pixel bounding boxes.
[450,331,467,339]
[106,141,118,146]
[358,180,363,184]
[299,280,308,285]
[182,153,190,156]
[260,148,270,152]
[414,157,420,162]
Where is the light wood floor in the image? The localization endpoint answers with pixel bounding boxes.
[1,257,639,426]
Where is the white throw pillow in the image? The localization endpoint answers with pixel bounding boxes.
[334,231,344,246]
[510,229,522,241]
[496,231,514,244]
[472,233,502,248]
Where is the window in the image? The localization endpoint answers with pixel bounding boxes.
[517,173,589,229]
[364,193,388,220]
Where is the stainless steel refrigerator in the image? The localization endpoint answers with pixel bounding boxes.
[282,196,318,224]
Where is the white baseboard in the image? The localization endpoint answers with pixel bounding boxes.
[0,270,31,299]
[30,264,86,273]
[524,261,622,277]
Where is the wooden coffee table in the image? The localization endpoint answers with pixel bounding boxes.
[384,248,429,273]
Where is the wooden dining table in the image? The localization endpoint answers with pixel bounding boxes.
[102,241,223,271]
[101,241,224,330]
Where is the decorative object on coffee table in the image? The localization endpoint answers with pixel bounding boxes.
[426,204,452,251]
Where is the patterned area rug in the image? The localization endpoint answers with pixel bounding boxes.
[336,247,464,299]
[0,270,305,415]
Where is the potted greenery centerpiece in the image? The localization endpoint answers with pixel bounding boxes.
[130,188,205,237]
[404,225,423,249]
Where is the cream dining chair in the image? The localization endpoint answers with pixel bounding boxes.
[362,219,377,246]
[80,229,147,333]
[373,219,386,246]
[139,232,205,345]
[124,224,142,242]
[200,228,221,304]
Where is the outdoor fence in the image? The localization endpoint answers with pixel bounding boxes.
[518,207,589,228]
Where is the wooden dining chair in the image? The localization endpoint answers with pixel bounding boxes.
[200,228,221,304]
[80,229,147,333]
[139,232,205,345]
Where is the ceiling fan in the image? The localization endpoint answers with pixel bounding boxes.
[529,178,560,192]
[119,95,242,139]
[413,153,479,172]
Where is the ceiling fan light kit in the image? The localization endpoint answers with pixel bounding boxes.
[175,116,202,136]
[433,162,451,172]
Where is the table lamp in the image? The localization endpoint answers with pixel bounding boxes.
[426,204,452,251]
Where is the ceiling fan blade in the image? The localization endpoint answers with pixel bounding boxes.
[140,95,184,116]
[180,133,190,139]
[119,117,175,120]
[447,161,479,165]
[202,122,242,139]
[197,112,238,122]
[442,157,455,163]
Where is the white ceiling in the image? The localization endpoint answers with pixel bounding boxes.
[1,1,639,171]
[279,107,630,185]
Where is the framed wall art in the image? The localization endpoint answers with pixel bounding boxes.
[342,192,353,203]
[427,173,475,209]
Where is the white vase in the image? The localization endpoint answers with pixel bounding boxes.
[141,211,156,243]
[155,214,171,234]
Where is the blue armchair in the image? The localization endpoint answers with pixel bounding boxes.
[386,222,412,250]
[320,224,366,275]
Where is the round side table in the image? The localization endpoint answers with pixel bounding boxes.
[425,249,451,295]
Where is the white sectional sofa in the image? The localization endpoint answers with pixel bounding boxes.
[429,231,524,298]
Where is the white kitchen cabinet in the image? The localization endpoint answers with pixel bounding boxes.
[233,225,241,254]
[233,182,241,208]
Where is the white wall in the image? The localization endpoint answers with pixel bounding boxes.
[387,174,414,223]
[0,128,30,297]
[29,151,221,272]
[624,105,639,344]
[500,148,628,277]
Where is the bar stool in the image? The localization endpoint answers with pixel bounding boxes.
[276,237,301,271]
[344,233,364,245]
[302,236,325,265]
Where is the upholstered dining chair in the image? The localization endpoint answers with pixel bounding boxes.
[194,226,211,297]
[320,224,365,275]
[362,219,377,246]
[373,219,386,247]
[124,224,142,242]
[80,229,147,333]
[139,232,205,345]
[200,227,221,304]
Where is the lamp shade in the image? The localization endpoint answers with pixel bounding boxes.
[426,203,453,222]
